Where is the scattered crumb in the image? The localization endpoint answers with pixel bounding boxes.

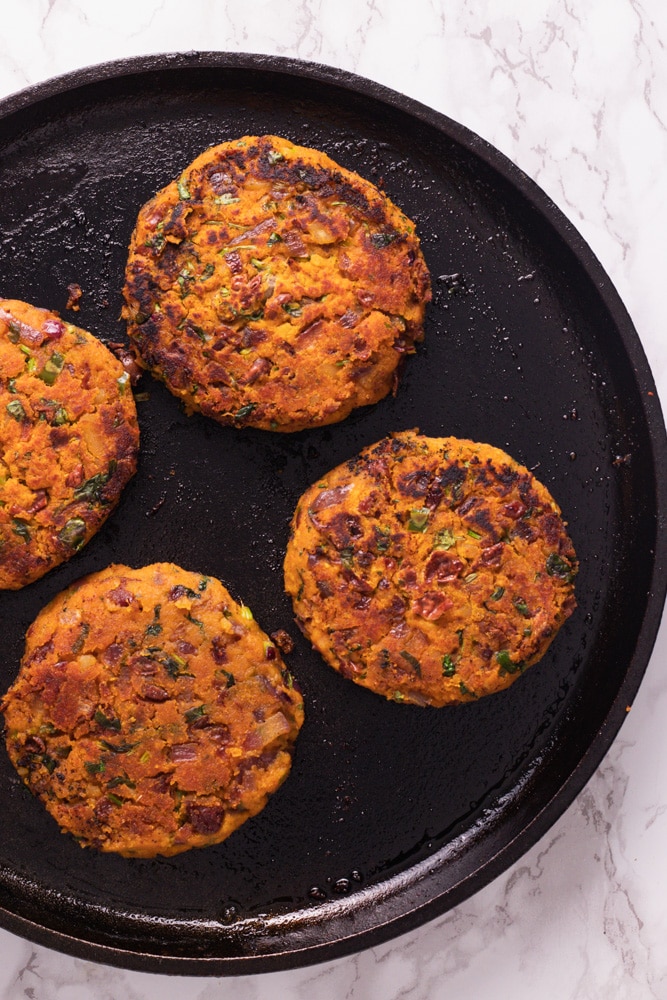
[66,283,83,311]
[270,629,295,654]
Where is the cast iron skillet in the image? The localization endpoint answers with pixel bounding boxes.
[0,52,664,975]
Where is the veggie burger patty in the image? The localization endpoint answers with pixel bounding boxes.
[0,299,139,590]
[122,134,431,432]
[1,563,304,857]
[284,430,577,707]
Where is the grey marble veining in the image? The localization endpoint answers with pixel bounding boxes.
[0,1,666,997]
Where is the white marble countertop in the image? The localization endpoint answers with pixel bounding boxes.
[0,1,666,997]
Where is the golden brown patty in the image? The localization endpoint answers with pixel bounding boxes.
[284,430,577,707]
[0,300,139,589]
[1,563,304,857]
[122,135,431,432]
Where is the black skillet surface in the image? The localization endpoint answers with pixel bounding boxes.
[0,52,665,974]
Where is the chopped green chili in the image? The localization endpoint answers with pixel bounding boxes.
[6,399,26,421]
[36,352,64,386]
[433,528,458,549]
[408,507,430,532]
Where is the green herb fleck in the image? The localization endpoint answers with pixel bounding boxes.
[162,653,189,679]
[85,760,106,775]
[442,654,456,677]
[145,232,166,253]
[41,754,58,774]
[282,669,295,690]
[58,518,86,549]
[107,775,136,790]
[545,552,576,583]
[339,546,355,569]
[51,406,69,426]
[496,649,522,674]
[11,518,30,542]
[177,178,191,200]
[514,597,530,617]
[144,604,162,638]
[74,465,115,503]
[459,680,478,698]
[234,402,257,420]
[184,704,206,724]
[490,586,505,601]
[370,231,398,248]
[94,709,121,732]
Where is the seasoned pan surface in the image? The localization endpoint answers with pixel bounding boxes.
[0,52,664,974]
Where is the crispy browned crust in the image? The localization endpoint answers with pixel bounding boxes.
[1,563,304,857]
[284,430,578,706]
[0,300,139,589]
[122,135,431,432]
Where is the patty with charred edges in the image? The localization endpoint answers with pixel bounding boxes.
[122,135,431,432]
[0,299,139,589]
[284,430,577,707]
[2,563,304,857]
